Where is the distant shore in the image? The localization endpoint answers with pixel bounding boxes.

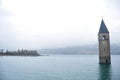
[0,49,40,56]
[0,54,40,56]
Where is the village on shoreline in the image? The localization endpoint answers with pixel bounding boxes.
[0,49,40,56]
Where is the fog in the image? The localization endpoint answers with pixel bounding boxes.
[0,0,120,50]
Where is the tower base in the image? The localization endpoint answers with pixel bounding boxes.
[99,57,111,64]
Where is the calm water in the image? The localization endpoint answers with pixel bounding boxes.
[0,55,120,80]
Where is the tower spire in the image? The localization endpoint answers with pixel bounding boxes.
[99,19,109,33]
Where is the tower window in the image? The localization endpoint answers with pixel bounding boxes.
[106,59,108,63]
[102,35,106,40]
[104,49,106,51]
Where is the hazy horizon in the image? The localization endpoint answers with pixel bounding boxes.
[0,0,120,50]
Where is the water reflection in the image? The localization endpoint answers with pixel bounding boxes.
[0,61,3,80]
[98,64,112,80]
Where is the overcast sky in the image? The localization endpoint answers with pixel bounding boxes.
[0,0,120,50]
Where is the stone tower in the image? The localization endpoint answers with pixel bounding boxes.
[98,19,111,64]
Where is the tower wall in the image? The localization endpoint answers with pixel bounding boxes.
[98,33,111,64]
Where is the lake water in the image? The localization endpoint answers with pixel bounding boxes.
[0,55,120,80]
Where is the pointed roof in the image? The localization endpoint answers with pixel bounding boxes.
[99,19,109,33]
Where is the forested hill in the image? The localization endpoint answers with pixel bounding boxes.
[39,44,120,55]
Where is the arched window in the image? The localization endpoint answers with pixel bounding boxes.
[104,49,106,51]
[102,35,106,40]
[106,59,108,63]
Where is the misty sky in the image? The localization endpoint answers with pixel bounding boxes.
[0,0,120,50]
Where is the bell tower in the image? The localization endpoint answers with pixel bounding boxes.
[98,19,111,64]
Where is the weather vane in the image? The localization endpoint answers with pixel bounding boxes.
[101,16,103,19]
